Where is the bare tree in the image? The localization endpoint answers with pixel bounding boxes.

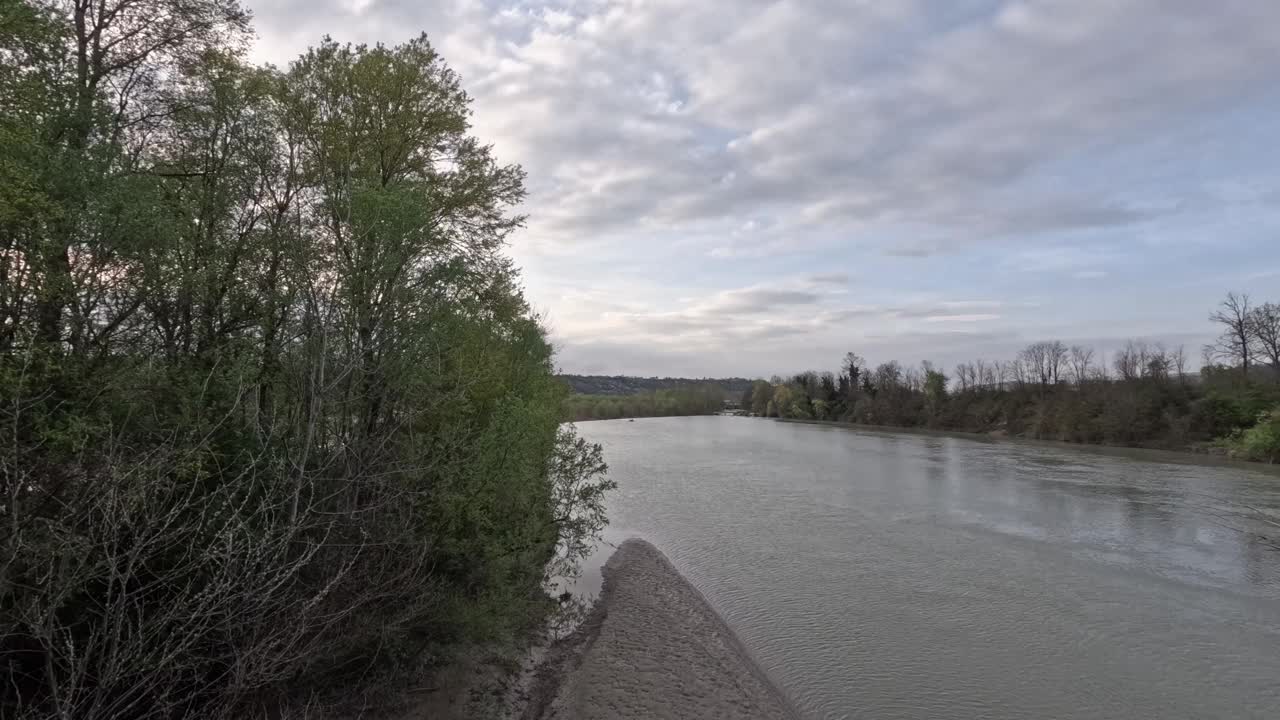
[1020,341,1068,388]
[1021,344,1046,386]
[1205,292,1255,377]
[903,366,924,393]
[1007,357,1029,389]
[1147,342,1171,382]
[976,359,997,389]
[1114,340,1143,381]
[1172,344,1189,384]
[1050,341,1068,384]
[1249,302,1280,381]
[1068,345,1094,385]
[993,359,1009,391]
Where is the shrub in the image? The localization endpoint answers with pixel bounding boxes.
[1226,408,1280,463]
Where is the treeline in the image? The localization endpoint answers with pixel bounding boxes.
[559,374,753,396]
[744,294,1280,462]
[565,384,727,421]
[1,3,612,719]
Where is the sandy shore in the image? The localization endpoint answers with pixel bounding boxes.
[525,539,800,720]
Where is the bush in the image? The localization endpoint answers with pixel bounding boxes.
[1189,393,1251,437]
[1225,408,1280,463]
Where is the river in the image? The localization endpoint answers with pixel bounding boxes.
[573,416,1280,719]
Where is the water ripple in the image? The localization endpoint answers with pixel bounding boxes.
[579,417,1280,719]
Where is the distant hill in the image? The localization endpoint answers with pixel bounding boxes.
[558,374,754,396]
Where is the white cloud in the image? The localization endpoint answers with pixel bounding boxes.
[808,273,851,286]
[250,1,1280,245]
[245,0,1280,374]
[922,314,1002,324]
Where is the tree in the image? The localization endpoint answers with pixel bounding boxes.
[26,0,253,347]
[1,21,615,719]
[1249,302,1280,381]
[872,361,902,392]
[954,362,974,393]
[817,371,837,419]
[772,384,794,418]
[1146,342,1172,383]
[976,359,997,388]
[1172,344,1189,384]
[842,352,864,396]
[1206,292,1255,378]
[993,359,1010,390]
[1068,345,1094,385]
[923,362,948,422]
[1006,357,1027,389]
[1,1,68,350]
[749,380,773,416]
[1114,340,1145,381]
[1021,340,1067,388]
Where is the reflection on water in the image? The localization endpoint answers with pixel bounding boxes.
[578,416,1280,720]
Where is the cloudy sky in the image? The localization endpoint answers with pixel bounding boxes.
[248,0,1280,378]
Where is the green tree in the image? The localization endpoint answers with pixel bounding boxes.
[772,384,794,418]
[1,14,614,718]
[749,379,773,416]
[923,362,948,424]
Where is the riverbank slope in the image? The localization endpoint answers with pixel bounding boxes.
[526,539,799,720]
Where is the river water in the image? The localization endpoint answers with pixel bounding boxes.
[574,416,1280,719]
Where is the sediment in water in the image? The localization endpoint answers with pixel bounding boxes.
[525,539,800,720]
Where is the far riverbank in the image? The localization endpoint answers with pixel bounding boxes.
[773,417,1280,473]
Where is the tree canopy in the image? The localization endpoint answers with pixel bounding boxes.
[0,3,613,717]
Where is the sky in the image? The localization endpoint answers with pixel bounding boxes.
[247,0,1280,378]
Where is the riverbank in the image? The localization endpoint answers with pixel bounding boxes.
[524,539,800,720]
[775,417,1280,472]
[567,412,722,423]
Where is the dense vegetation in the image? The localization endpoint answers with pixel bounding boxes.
[0,2,613,718]
[744,294,1280,462]
[565,384,727,421]
[559,374,752,397]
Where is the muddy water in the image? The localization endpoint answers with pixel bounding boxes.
[574,416,1280,719]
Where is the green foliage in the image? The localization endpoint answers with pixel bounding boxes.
[771,384,794,418]
[787,397,813,419]
[750,334,1280,452]
[922,365,948,424]
[811,398,829,419]
[1223,407,1280,463]
[1189,393,1251,437]
[749,379,773,416]
[0,6,613,719]
[745,372,849,421]
[565,383,726,420]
